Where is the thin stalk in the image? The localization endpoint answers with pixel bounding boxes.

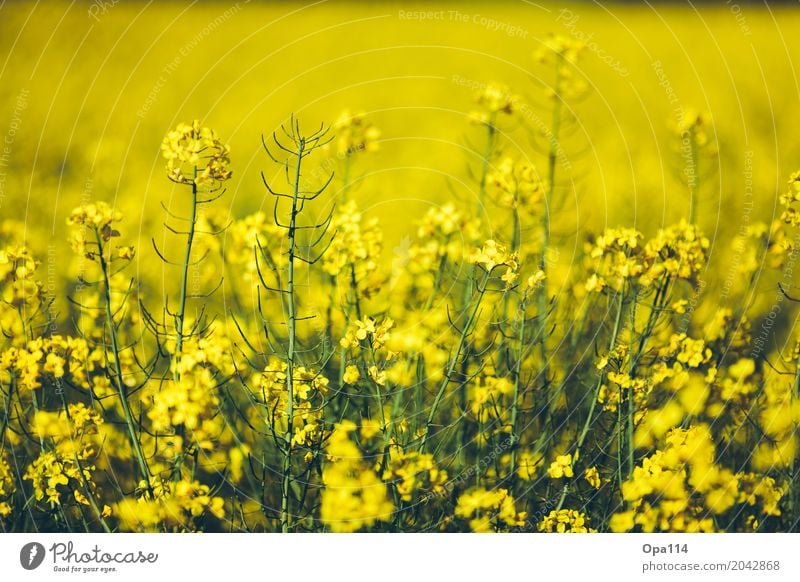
[507,291,528,489]
[169,171,199,481]
[336,266,362,402]
[74,454,112,533]
[280,137,305,533]
[335,154,360,397]
[410,251,449,437]
[477,113,497,215]
[173,172,198,382]
[537,55,564,391]
[499,207,522,374]
[0,379,15,454]
[95,230,151,489]
[420,269,490,454]
[689,137,699,224]
[340,154,352,200]
[556,285,626,511]
[463,115,496,312]
[625,296,637,479]
[364,341,388,469]
[474,417,482,487]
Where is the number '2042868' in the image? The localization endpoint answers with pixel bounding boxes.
[730,561,780,571]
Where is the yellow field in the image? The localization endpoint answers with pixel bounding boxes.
[1,1,800,533]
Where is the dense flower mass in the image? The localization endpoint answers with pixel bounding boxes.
[455,488,526,532]
[320,422,394,532]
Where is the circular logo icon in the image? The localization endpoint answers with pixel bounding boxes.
[20,542,46,570]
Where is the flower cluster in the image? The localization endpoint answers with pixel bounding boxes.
[586,221,709,293]
[0,453,15,518]
[23,404,104,508]
[320,422,394,532]
[534,34,585,65]
[538,509,594,533]
[329,109,381,157]
[67,202,135,264]
[671,109,717,157]
[546,453,575,479]
[160,120,232,186]
[640,220,709,285]
[469,82,519,125]
[515,451,543,481]
[585,227,644,293]
[485,156,545,212]
[469,239,518,285]
[340,316,394,350]
[454,487,526,532]
[146,367,220,448]
[778,171,800,256]
[0,245,45,328]
[323,201,383,292]
[383,450,448,502]
[534,34,587,99]
[251,357,330,453]
[0,335,93,391]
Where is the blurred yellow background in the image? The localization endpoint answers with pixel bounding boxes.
[1,1,799,303]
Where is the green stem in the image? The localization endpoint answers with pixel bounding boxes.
[169,172,199,481]
[341,154,352,201]
[499,208,522,374]
[689,137,699,224]
[625,297,637,479]
[477,114,497,215]
[281,137,305,533]
[556,285,626,511]
[173,175,198,381]
[95,229,151,489]
[507,290,528,490]
[420,269,489,454]
[537,56,564,391]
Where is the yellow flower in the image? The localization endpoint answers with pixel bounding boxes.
[368,365,387,386]
[360,419,382,441]
[526,270,546,291]
[584,467,601,489]
[547,454,574,479]
[609,511,635,533]
[343,365,360,385]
